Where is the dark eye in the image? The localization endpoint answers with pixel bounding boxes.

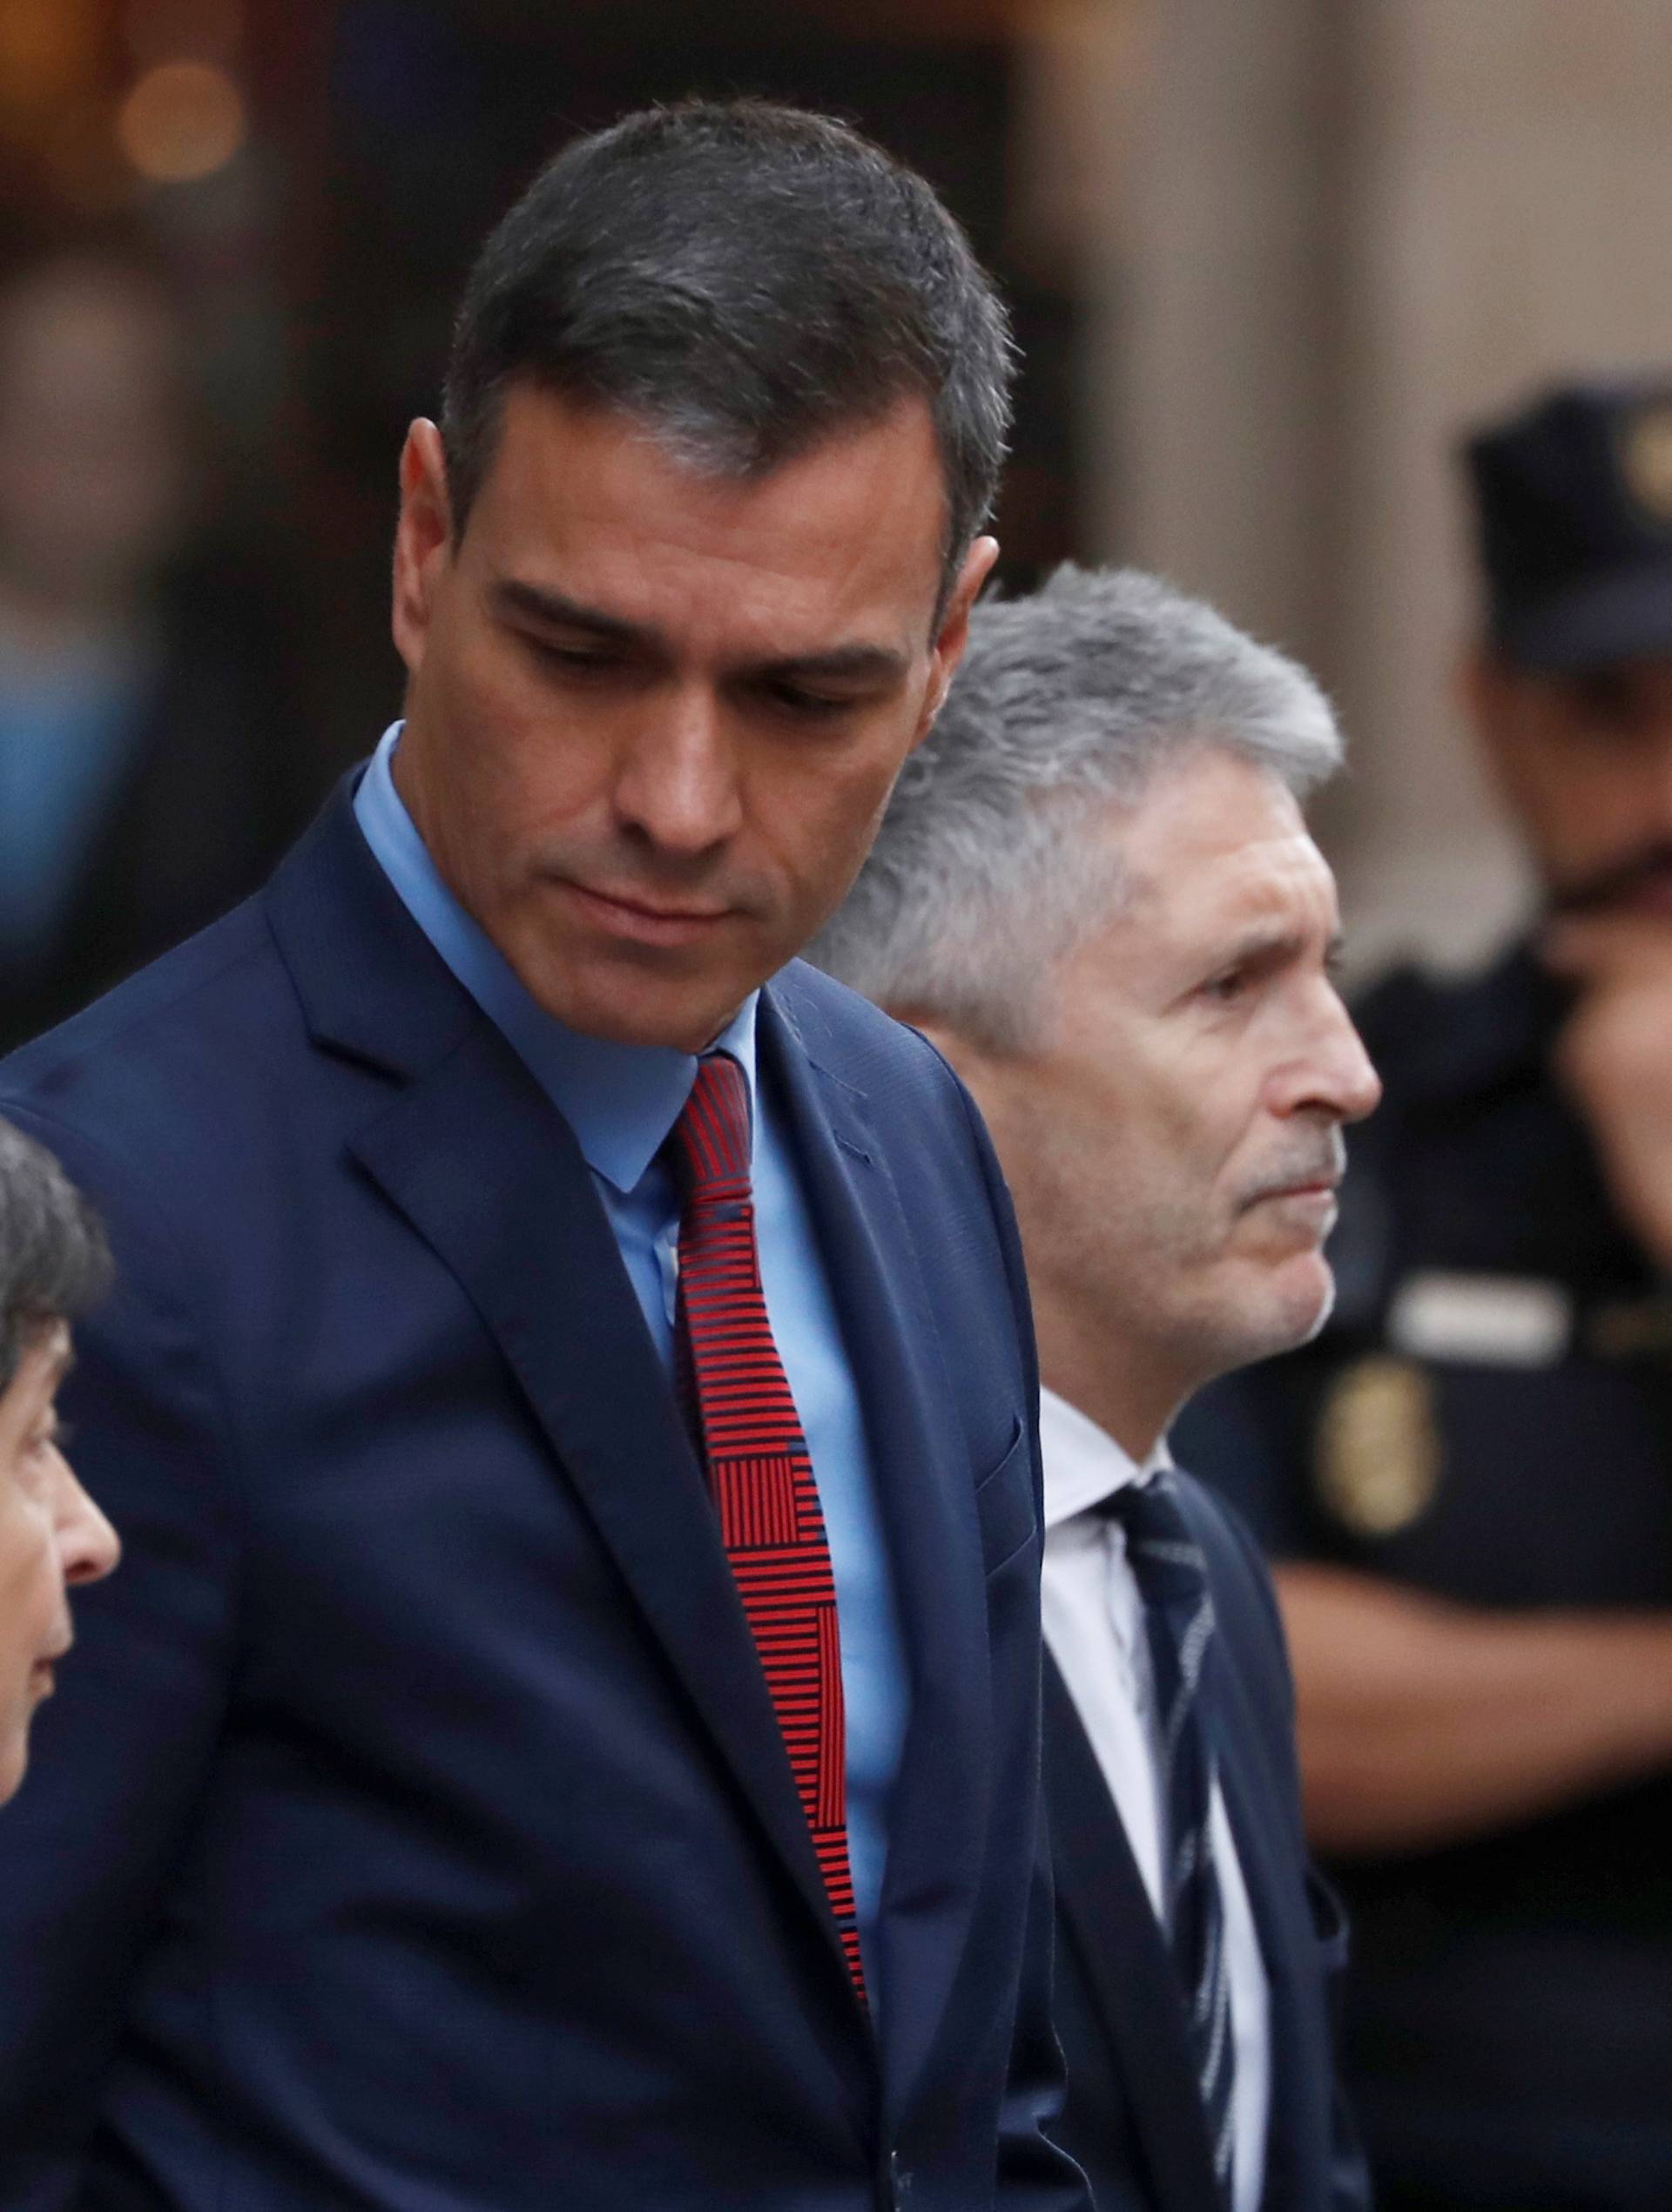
[1200,966,1250,1004]
[529,637,621,677]
[764,682,855,720]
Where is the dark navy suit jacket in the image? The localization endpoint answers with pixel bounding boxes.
[0,785,1089,2212]
[1045,1473,1369,2212]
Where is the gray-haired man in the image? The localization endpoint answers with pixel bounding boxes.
[816,564,1376,2212]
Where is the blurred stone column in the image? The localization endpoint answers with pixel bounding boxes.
[1084,0,1672,974]
[1082,0,1343,666]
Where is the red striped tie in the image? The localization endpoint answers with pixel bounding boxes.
[671,1051,866,2003]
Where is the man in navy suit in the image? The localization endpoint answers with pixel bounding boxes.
[0,105,1089,2211]
[817,565,1378,2212]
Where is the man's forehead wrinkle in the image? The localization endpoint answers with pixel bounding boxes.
[605,515,929,642]
[484,384,945,648]
[489,536,921,675]
[1120,816,1338,977]
[1209,853,1341,952]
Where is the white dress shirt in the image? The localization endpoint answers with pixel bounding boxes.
[1040,1386,1271,2212]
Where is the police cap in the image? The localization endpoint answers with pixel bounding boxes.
[1463,376,1672,671]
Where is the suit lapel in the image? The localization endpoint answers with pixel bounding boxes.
[1043,1656,1223,2212]
[761,981,994,2124]
[268,792,859,2000]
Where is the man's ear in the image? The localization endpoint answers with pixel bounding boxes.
[914,534,1001,749]
[391,419,455,678]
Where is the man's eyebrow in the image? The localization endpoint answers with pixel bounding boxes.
[1216,922,1302,967]
[489,579,662,651]
[488,578,910,685]
[1213,919,1342,971]
[754,641,911,686]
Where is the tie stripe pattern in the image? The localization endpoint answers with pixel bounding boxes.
[671,1052,866,2001]
[1102,1473,1236,2202]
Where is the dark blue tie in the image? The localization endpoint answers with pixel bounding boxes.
[1102,1472,1236,2202]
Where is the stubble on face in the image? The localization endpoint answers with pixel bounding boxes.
[972,759,1376,1447]
[1023,1073,1342,1403]
[391,388,994,1052]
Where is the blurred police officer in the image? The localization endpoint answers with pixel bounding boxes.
[1178,381,1672,2211]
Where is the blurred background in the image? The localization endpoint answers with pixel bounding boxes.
[12,0,1671,1035]
[7,8,1672,2207]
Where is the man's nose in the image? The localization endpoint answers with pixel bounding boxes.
[57,1463,120,1588]
[612,687,744,855]
[1284,988,1383,1126]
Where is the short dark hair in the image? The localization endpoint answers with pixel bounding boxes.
[0,1120,111,1396]
[441,99,1015,604]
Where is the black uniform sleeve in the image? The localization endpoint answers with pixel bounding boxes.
[1173,1363,1321,1561]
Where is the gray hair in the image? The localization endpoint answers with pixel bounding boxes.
[0,1119,111,1395]
[812,563,1342,1050]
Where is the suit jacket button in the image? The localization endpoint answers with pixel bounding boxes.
[887,2148,914,2205]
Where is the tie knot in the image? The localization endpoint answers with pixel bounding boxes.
[1099,1473,1210,1607]
[671,1051,752,1196]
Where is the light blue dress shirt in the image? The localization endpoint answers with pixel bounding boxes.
[354,724,907,1993]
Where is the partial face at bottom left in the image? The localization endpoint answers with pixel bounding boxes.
[0,1321,119,1803]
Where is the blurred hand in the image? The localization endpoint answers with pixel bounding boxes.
[1545,914,1672,1268]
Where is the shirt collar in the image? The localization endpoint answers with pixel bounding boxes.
[353,721,759,1195]
[1038,1385,1172,1531]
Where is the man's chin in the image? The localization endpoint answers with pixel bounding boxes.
[507,950,750,1055]
[1290,1269,1336,1346]
[1208,1257,1336,1373]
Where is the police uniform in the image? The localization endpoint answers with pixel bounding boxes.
[1177,942,1672,2211]
[1179,380,1672,2211]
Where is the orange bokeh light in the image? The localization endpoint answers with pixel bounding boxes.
[116,57,246,184]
